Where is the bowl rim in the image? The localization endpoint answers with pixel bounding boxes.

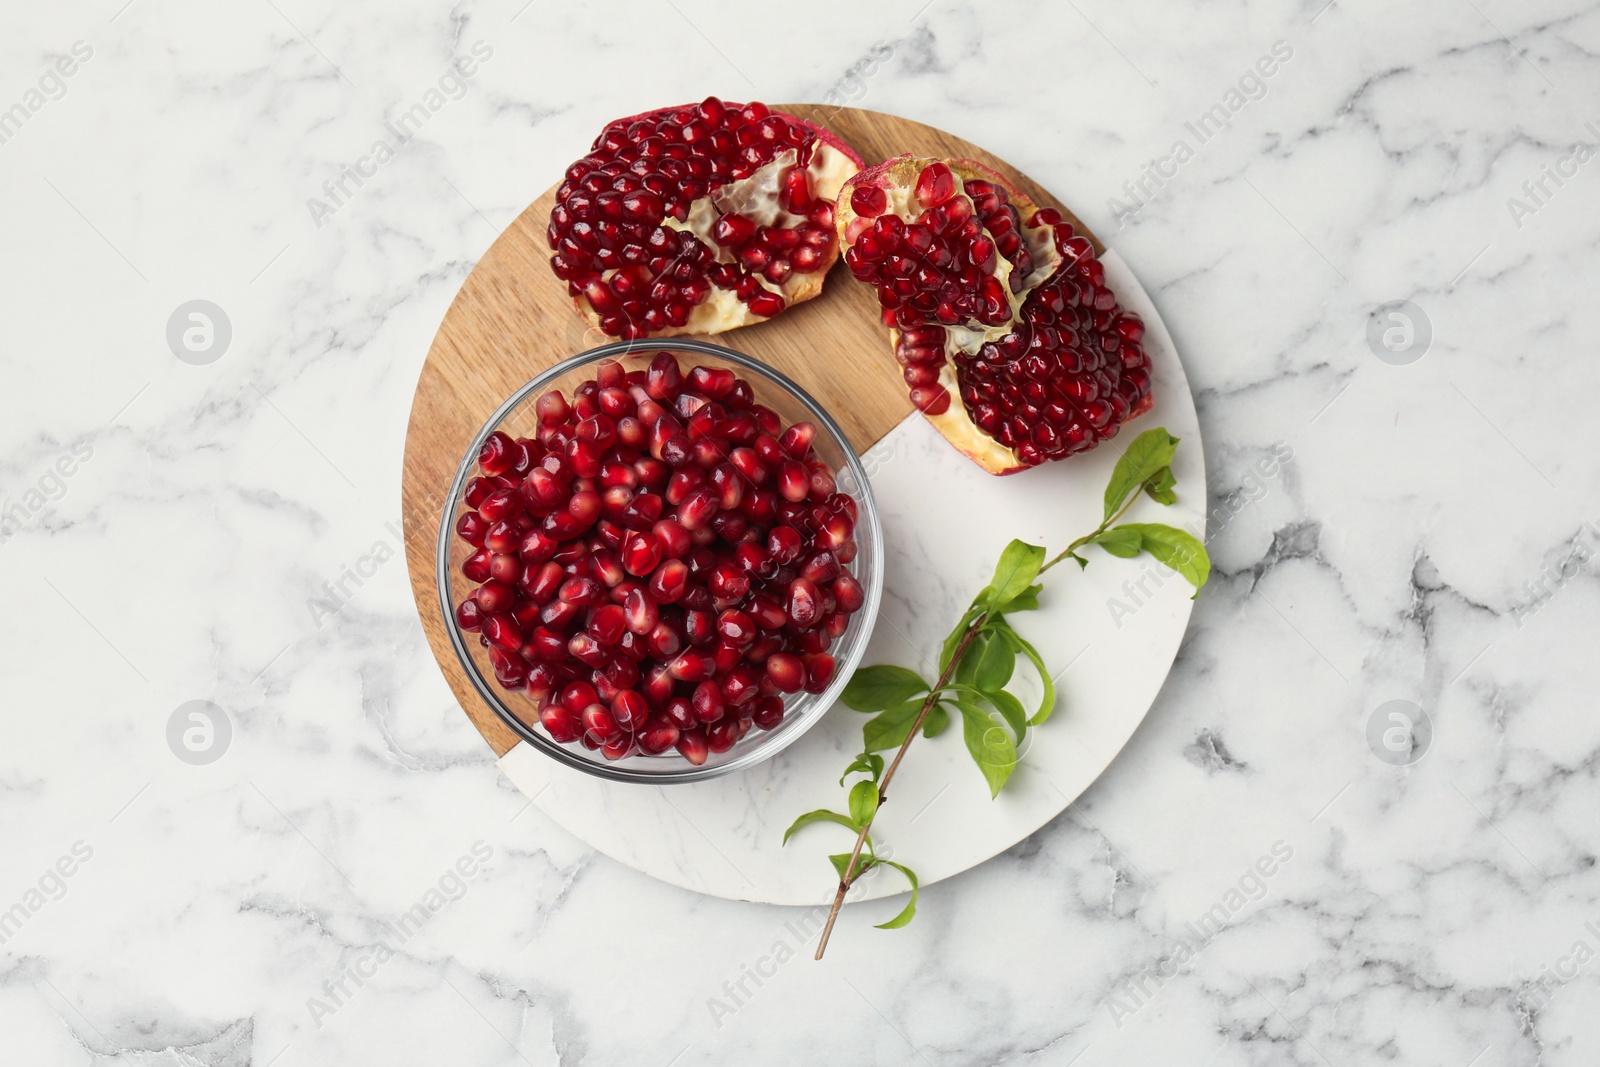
[436,337,885,784]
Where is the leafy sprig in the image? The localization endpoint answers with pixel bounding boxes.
[786,428,1209,958]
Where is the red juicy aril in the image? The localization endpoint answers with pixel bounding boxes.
[455,353,865,765]
[549,99,864,340]
[835,157,1154,474]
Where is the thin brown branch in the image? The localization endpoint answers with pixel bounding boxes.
[812,615,988,960]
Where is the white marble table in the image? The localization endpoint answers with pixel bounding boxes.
[3,2,1598,1064]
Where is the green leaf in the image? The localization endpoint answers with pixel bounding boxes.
[839,752,885,786]
[848,779,880,826]
[939,605,983,672]
[783,809,859,845]
[983,539,1046,611]
[872,861,921,929]
[863,701,925,752]
[1093,526,1144,559]
[974,630,1015,691]
[957,700,1019,797]
[982,687,1029,741]
[992,619,1057,724]
[1103,428,1180,523]
[1144,466,1178,506]
[998,583,1042,613]
[830,851,875,883]
[1117,523,1211,592]
[842,665,929,712]
[954,633,984,687]
[921,703,950,738]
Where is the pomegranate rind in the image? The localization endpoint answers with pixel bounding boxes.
[560,104,864,339]
[836,155,1144,476]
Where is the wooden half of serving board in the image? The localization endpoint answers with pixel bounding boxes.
[401,105,1103,757]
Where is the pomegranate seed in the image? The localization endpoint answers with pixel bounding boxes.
[569,633,610,667]
[637,718,680,755]
[601,735,636,760]
[801,551,839,584]
[559,576,602,606]
[483,613,522,650]
[766,526,803,563]
[479,431,515,475]
[803,653,836,694]
[752,696,785,730]
[850,185,887,217]
[707,562,750,602]
[612,689,648,731]
[779,421,815,458]
[733,542,775,578]
[459,353,865,763]
[648,620,683,659]
[717,609,757,646]
[787,577,822,628]
[588,603,626,644]
[669,650,717,682]
[456,512,489,546]
[652,518,691,559]
[707,719,741,753]
[624,588,659,634]
[490,647,528,689]
[649,559,689,603]
[676,728,709,765]
[536,392,570,425]
[476,580,515,615]
[541,701,583,743]
[583,703,622,743]
[664,697,697,730]
[721,667,762,706]
[766,652,804,693]
[676,485,719,530]
[691,680,724,723]
[684,608,718,647]
[833,573,865,613]
[464,477,493,509]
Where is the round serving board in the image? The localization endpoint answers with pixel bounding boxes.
[402,106,1204,906]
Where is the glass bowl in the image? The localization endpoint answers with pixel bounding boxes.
[437,338,884,783]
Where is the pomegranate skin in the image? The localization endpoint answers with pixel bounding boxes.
[550,99,864,340]
[836,155,1154,474]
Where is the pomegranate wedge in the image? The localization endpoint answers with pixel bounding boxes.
[836,156,1154,474]
[550,98,864,339]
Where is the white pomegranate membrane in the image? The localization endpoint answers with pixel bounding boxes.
[840,158,1154,473]
[548,98,861,340]
[454,353,864,764]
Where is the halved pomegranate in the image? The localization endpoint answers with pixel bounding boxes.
[549,99,864,339]
[836,156,1154,473]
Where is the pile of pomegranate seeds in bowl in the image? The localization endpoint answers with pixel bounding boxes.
[445,345,879,776]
